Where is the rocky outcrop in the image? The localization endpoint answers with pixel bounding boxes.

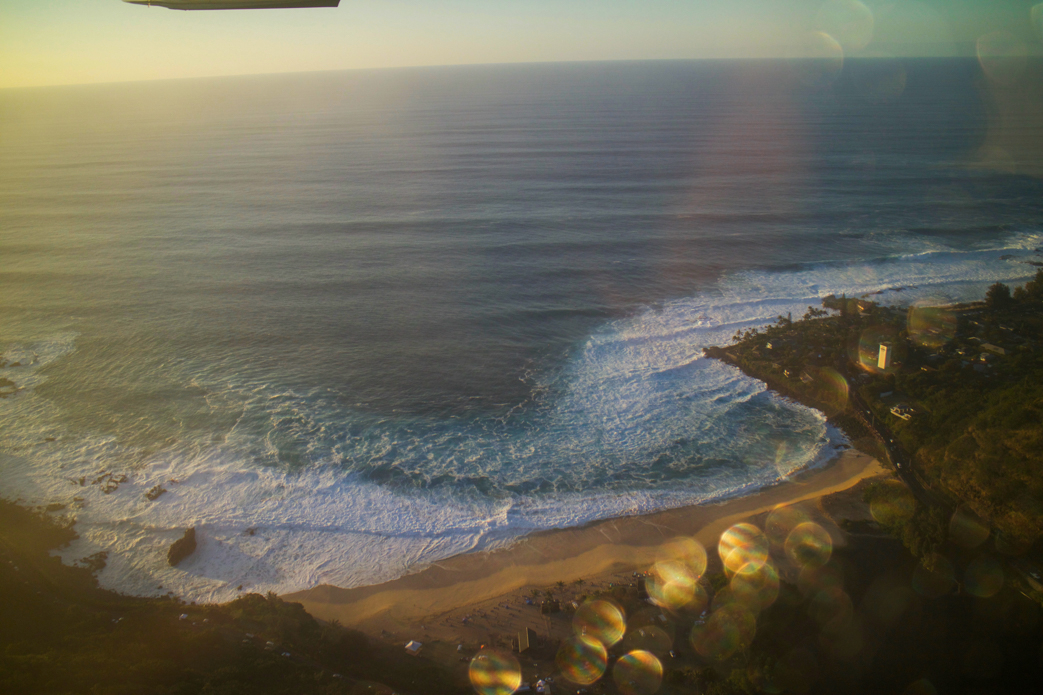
[168,527,197,567]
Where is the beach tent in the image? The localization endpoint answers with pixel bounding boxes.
[404,640,422,656]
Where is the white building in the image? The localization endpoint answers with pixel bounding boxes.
[878,342,893,370]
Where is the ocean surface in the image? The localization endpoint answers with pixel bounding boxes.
[2,60,1042,602]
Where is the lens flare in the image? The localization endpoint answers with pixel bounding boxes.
[912,554,956,598]
[808,586,854,625]
[818,367,849,409]
[903,678,937,695]
[869,482,916,527]
[949,508,990,549]
[852,52,907,104]
[658,537,708,579]
[573,599,626,647]
[792,32,844,89]
[612,650,663,695]
[785,522,833,569]
[556,635,608,686]
[690,604,757,660]
[852,325,901,373]
[719,523,769,575]
[964,555,1004,598]
[469,650,522,695]
[798,563,844,598]
[907,304,956,349]
[647,560,704,612]
[816,0,874,51]
[730,561,781,613]
[977,31,1028,86]
[766,505,811,547]
[623,624,673,655]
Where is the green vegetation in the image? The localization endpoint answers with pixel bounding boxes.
[707,270,1043,551]
[0,500,468,695]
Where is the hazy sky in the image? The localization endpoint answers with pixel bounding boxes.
[1,0,1041,88]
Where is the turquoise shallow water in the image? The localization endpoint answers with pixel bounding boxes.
[1,60,1042,599]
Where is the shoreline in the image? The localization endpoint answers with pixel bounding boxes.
[287,446,885,630]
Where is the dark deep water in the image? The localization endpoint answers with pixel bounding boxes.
[1,59,1042,598]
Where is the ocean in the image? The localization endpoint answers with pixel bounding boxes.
[2,59,1041,602]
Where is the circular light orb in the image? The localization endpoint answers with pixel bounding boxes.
[719,523,770,575]
[785,522,834,570]
[907,304,956,349]
[808,586,854,625]
[623,624,673,655]
[792,32,845,89]
[851,52,907,104]
[469,650,522,695]
[766,505,811,547]
[556,635,608,686]
[731,561,781,613]
[852,325,902,373]
[797,562,844,598]
[977,31,1028,86]
[816,0,875,52]
[572,599,626,648]
[658,537,708,579]
[612,650,663,695]
[912,554,957,598]
[869,482,916,527]
[647,560,703,612]
[903,678,937,695]
[964,555,1004,598]
[949,509,990,549]
[690,604,757,660]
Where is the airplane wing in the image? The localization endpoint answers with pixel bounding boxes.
[124,1,339,9]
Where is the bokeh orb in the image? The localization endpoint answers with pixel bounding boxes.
[949,509,990,549]
[647,560,704,612]
[907,304,956,349]
[808,586,854,625]
[766,505,811,547]
[659,537,708,579]
[690,604,757,660]
[798,562,844,598]
[469,650,522,695]
[623,623,673,656]
[785,522,834,570]
[977,31,1028,86]
[612,650,664,695]
[556,635,608,685]
[852,325,902,373]
[964,555,1004,599]
[573,599,626,647]
[719,523,770,575]
[816,0,875,51]
[731,561,781,613]
[912,554,957,598]
[869,482,916,527]
[793,32,845,89]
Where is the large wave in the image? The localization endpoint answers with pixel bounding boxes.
[1,231,1040,602]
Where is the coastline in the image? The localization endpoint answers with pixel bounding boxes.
[288,447,885,631]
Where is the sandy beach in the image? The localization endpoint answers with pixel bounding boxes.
[288,448,886,639]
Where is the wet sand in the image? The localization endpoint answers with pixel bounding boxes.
[288,449,886,635]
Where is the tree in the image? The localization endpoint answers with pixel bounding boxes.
[985,282,1013,311]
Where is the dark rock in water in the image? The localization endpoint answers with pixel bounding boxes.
[146,485,167,501]
[168,528,197,567]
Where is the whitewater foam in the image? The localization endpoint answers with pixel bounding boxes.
[1,233,1041,602]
